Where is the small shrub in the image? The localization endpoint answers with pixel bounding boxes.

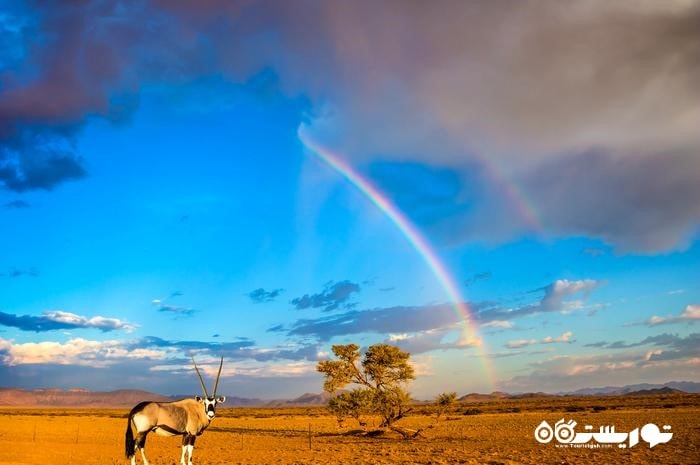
[463,408,482,416]
[435,392,457,419]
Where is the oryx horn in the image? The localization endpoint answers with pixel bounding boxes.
[212,356,223,398]
[191,355,209,398]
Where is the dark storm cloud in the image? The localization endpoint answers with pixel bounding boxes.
[0,310,135,332]
[292,1,700,252]
[291,280,360,312]
[520,149,700,252]
[3,0,699,251]
[0,143,86,192]
[0,1,146,192]
[247,288,284,304]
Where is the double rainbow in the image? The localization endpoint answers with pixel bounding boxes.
[298,127,495,389]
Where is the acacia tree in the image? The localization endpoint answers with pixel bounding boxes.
[317,343,416,433]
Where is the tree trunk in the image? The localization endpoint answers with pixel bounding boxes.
[388,425,425,440]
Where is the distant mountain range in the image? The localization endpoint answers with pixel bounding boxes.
[454,381,698,402]
[0,388,171,407]
[0,388,336,408]
[559,381,700,396]
[0,381,696,407]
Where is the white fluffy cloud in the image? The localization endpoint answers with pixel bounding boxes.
[152,359,318,378]
[647,304,700,326]
[500,348,700,393]
[0,309,137,333]
[506,331,574,349]
[480,320,514,329]
[43,311,137,332]
[540,280,600,312]
[0,337,166,367]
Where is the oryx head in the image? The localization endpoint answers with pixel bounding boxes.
[192,355,226,420]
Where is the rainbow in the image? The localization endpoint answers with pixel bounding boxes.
[480,159,542,233]
[298,127,496,389]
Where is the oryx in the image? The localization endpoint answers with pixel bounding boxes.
[125,356,226,465]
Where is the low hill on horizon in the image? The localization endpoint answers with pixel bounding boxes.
[1,380,697,407]
[0,388,338,408]
[0,388,171,407]
[560,381,700,396]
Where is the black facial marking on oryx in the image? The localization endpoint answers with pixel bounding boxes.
[125,356,226,465]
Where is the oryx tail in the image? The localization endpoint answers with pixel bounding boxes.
[125,419,134,459]
[125,401,149,459]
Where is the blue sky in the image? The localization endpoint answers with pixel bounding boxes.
[0,1,698,399]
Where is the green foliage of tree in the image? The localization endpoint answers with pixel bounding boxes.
[363,344,414,389]
[434,392,457,419]
[327,388,373,427]
[317,344,415,428]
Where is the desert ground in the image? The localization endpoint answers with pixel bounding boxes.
[0,394,698,465]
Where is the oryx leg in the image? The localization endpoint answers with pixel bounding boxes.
[184,434,196,465]
[136,431,150,465]
[180,434,189,465]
